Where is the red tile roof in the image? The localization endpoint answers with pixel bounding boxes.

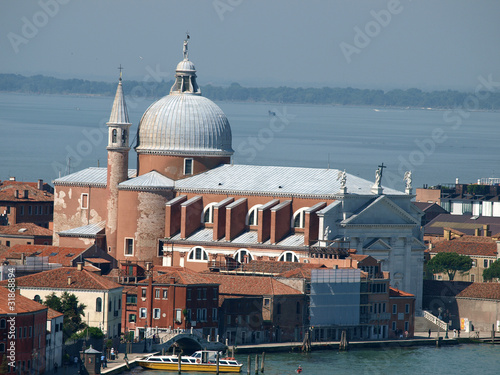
[0,223,52,237]
[0,267,122,291]
[1,245,88,266]
[85,258,111,264]
[457,283,500,300]
[238,260,325,275]
[201,273,302,299]
[47,307,64,319]
[430,236,497,257]
[150,268,217,286]
[0,182,53,202]
[389,287,414,298]
[0,287,48,315]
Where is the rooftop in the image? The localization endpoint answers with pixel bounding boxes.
[1,244,89,266]
[457,282,500,300]
[430,236,498,257]
[0,267,122,291]
[425,213,500,237]
[0,287,48,315]
[0,181,53,202]
[0,223,52,237]
[53,167,136,187]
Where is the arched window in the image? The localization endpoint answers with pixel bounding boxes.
[121,129,127,145]
[33,295,41,303]
[188,247,208,262]
[201,202,218,224]
[246,204,263,226]
[292,207,309,229]
[234,249,253,264]
[278,251,299,263]
[96,297,102,312]
[112,129,117,143]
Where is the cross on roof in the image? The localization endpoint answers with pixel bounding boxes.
[378,163,386,177]
[118,64,124,79]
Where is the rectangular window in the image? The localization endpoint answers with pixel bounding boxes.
[80,193,89,209]
[184,158,193,175]
[213,288,218,300]
[29,327,32,337]
[139,308,147,319]
[155,289,160,299]
[28,206,32,215]
[212,308,218,321]
[392,321,396,331]
[382,303,386,313]
[175,309,182,323]
[187,289,191,300]
[227,315,231,324]
[129,314,136,323]
[6,241,10,247]
[125,238,134,256]
[153,308,161,319]
[405,304,410,314]
[20,206,24,216]
[198,289,202,300]
[392,304,397,314]
[141,288,147,298]
[471,274,475,282]
[264,298,270,307]
[6,206,10,215]
[126,295,137,304]
[203,288,207,300]
[45,206,49,215]
[404,321,409,332]
[163,290,168,299]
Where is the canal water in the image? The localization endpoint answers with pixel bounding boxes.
[128,344,499,375]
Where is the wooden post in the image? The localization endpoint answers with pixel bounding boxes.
[231,346,235,358]
[260,352,265,373]
[492,324,495,344]
[247,355,251,375]
[216,352,220,375]
[254,355,259,375]
[178,352,182,374]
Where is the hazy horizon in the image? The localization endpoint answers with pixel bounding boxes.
[1,1,500,92]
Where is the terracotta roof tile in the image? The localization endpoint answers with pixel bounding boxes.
[0,223,52,237]
[237,260,324,275]
[0,287,48,315]
[431,236,498,257]
[47,307,64,319]
[457,283,500,300]
[1,245,88,266]
[389,287,414,297]
[0,267,122,290]
[0,182,53,202]
[149,268,216,286]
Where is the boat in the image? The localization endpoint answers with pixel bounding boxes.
[137,350,243,373]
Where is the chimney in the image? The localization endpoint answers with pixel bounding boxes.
[146,262,152,271]
[37,179,43,190]
[483,224,491,237]
[14,190,19,199]
[170,277,176,284]
[444,229,451,241]
[475,228,481,237]
[77,262,83,271]
[67,276,72,285]
[429,243,433,251]
[9,177,15,181]
[24,190,29,199]
[455,178,459,185]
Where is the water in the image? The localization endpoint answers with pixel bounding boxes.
[1,92,499,190]
[128,344,499,375]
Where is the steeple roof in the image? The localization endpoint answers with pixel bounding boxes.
[107,72,131,125]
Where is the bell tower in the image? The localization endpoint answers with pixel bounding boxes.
[106,67,131,258]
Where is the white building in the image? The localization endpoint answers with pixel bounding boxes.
[46,308,64,371]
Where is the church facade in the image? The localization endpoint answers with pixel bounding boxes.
[52,39,425,310]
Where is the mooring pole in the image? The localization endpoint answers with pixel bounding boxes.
[247,355,251,375]
[254,355,259,375]
[216,352,220,375]
[260,352,265,373]
[178,352,182,374]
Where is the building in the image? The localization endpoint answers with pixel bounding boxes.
[388,287,415,338]
[127,268,220,340]
[46,308,64,372]
[51,38,425,310]
[427,235,499,282]
[0,222,52,248]
[0,244,115,280]
[0,178,54,228]
[0,287,48,374]
[456,282,500,332]
[413,202,449,227]
[3,265,123,340]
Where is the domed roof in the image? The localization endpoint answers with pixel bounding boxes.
[135,37,233,157]
[136,92,233,156]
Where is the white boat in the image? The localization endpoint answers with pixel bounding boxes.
[137,350,242,373]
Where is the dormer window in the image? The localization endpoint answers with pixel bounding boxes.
[112,129,117,143]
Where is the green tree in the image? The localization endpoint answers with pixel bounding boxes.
[44,292,87,341]
[426,252,473,281]
[483,259,500,281]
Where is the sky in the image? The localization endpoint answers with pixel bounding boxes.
[1,0,500,90]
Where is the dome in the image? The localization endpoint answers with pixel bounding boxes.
[176,60,196,72]
[135,94,233,156]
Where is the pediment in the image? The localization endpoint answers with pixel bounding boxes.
[343,196,419,226]
[364,238,391,251]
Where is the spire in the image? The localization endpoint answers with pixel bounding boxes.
[108,66,131,125]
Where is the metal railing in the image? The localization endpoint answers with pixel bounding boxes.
[423,310,449,331]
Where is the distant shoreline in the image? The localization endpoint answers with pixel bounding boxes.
[2,73,500,110]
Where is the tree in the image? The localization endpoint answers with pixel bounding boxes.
[426,252,473,281]
[483,259,500,281]
[44,292,87,341]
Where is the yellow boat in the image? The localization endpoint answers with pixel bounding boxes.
[137,350,242,373]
